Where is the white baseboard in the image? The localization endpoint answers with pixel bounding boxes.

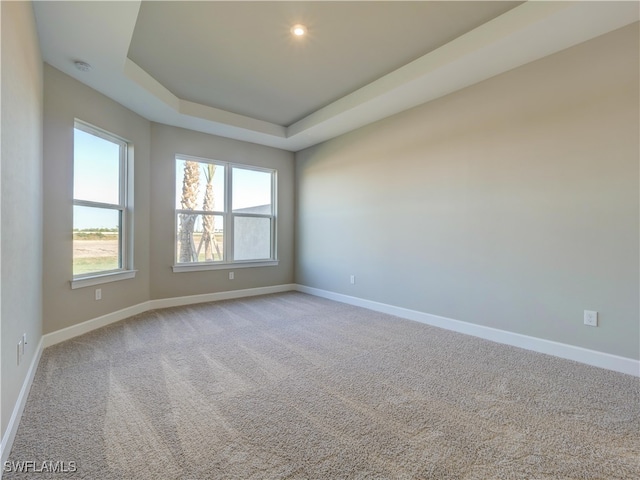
[1,336,44,469]
[148,284,296,310]
[43,284,297,348]
[42,302,152,348]
[2,282,636,471]
[294,285,640,377]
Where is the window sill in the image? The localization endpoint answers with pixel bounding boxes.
[71,270,137,289]
[172,260,279,273]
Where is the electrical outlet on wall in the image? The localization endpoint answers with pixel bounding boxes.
[584,310,598,327]
[95,288,102,301]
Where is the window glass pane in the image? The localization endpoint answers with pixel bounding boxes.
[176,159,224,211]
[173,157,275,266]
[73,206,120,275]
[234,216,271,260]
[74,128,121,204]
[177,214,224,263]
[232,168,272,213]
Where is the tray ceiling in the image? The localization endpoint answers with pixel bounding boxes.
[34,1,639,151]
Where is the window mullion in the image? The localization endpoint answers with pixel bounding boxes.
[272,171,277,259]
[73,199,123,210]
[176,209,224,216]
[226,162,233,262]
[119,143,127,271]
[229,213,272,219]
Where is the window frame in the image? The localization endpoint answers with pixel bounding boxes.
[71,120,136,289]
[173,154,278,272]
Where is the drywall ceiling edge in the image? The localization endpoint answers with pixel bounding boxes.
[34,1,639,152]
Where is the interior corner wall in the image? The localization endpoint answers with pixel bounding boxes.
[41,65,295,334]
[295,23,640,360]
[42,65,151,334]
[149,123,295,300]
[1,1,43,439]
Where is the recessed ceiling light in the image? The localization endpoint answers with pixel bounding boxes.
[74,60,93,72]
[291,24,307,37]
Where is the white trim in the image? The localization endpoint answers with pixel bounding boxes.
[70,269,137,289]
[43,301,151,348]
[148,284,295,310]
[1,337,44,467]
[174,156,277,267]
[1,284,295,468]
[3,283,636,469]
[44,282,640,374]
[172,261,278,273]
[43,284,296,347]
[294,285,640,377]
[73,120,132,279]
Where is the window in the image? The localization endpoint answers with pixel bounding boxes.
[72,121,134,287]
[174,155,277,271]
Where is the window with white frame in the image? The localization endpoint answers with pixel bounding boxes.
[73,121,130,279]
[174,155,276,269]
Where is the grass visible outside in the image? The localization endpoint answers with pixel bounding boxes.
[73,235,119,276]
[73,232,117,241]
[73,257,119,275]
[72,232,225,275]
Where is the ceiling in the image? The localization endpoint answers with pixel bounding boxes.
[128,1,520,126]
[33,1,639,152]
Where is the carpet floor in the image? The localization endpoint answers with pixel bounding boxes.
[5,292,639,479]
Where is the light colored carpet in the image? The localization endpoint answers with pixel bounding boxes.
[6,292,639,479]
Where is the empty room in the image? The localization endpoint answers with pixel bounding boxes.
[1,1,638,478]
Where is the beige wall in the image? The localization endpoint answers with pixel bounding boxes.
[1,1,43,438]
[42,65,151,333]
[295,24,640,360]
[149,123,295,299]
[41,67,295,333]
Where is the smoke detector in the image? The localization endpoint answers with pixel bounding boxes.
[74,61,93,72]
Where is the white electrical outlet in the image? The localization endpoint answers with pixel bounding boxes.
[584,310,598,327]
[229,272,234,280]
[350,275,356,285]
[95,288,102,300]
[17,340,23,365]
